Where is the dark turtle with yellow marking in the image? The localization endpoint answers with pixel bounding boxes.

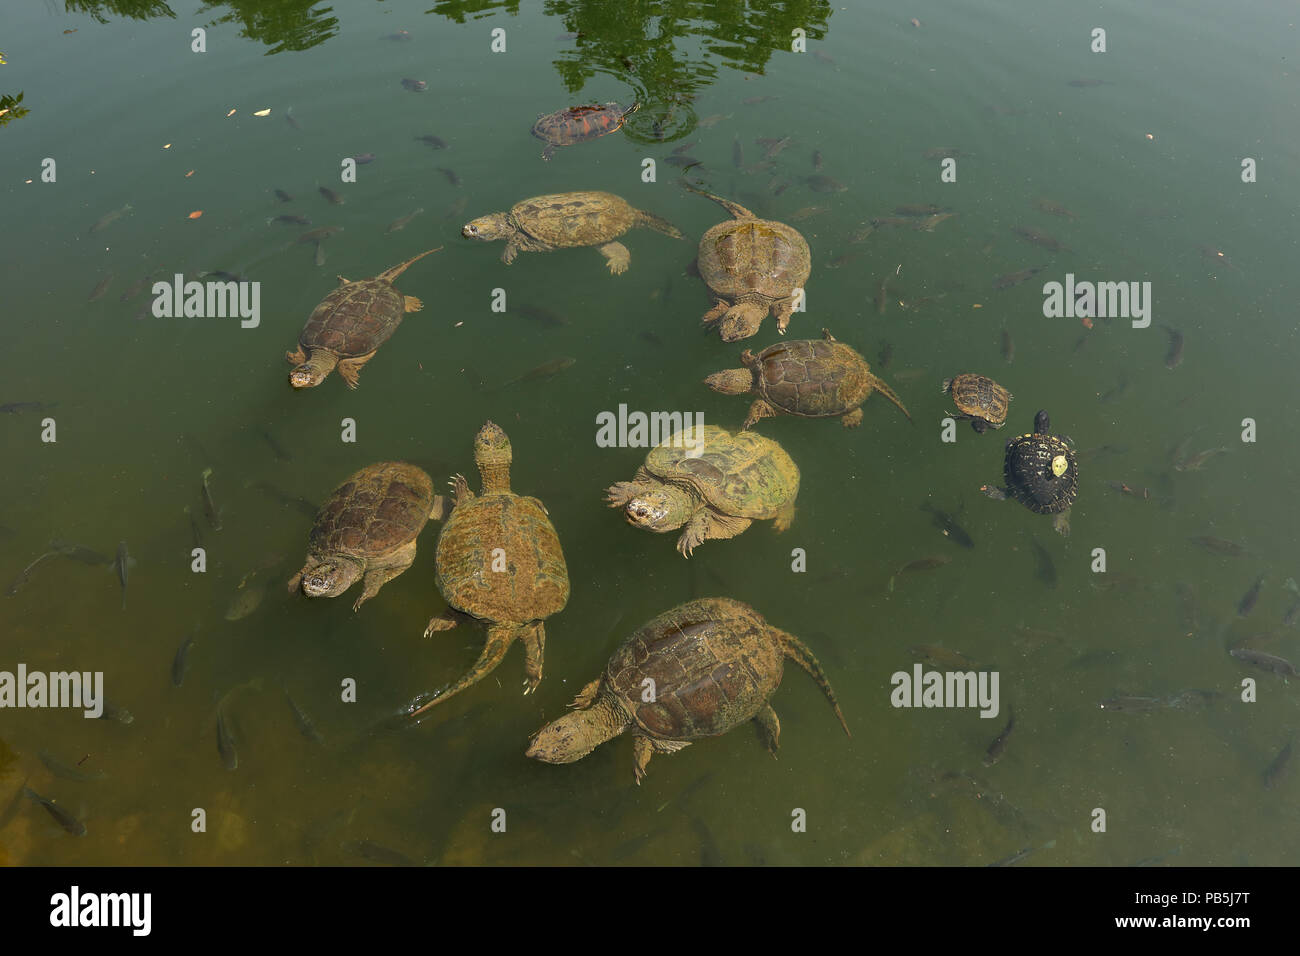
[982,408,1078,535]
[286,247,441,389]
[410,422,569,718]
[705,328,911,429]
[942,372,1012,433]
[525,597,849,783]
[531,102,639,161]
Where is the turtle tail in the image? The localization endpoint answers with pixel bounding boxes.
[773,628,850,737]
[379,245,443,282]
[871,374,913,423]
[636,208,684,240]
[407,624,514,720]
[680,183,755,221]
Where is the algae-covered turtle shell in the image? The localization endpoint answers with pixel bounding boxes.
[643,425,799,520]
[1004,409,1077,514]
[942,373,1012,433]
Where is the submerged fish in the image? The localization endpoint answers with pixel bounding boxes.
[1175,446,1228,472]
[1263,738,1293,790]
[1098,696,1164,713]
[386,208,424,233]
[297,226,344,243]
[0,401,57,414]
[23,787,86,836]
[1033,199,1077,220]
[88,203,132,234]
[436,167,462,186]
[184,506,203,550]
[119,273,154,303]
[245,480,317,518]
[274,189,294,202]
[314,242,326,267]
[172,632,196,687]
[788,205,829,222]
[285,109,301,131]
[877,341,894,368]
[1229,647,1298,678]
[992,266,1044,291]
[922,147,964,160]
[200,468,222,531]
[49,540,111,565]
[351,153,376,165]
[285,690,325,745]
[113,541,129,609]
[495,357,576,390]
[415,134,447,149]
[87,275,113,301]
[341,839,415,866]
[1188,535,1247,557]
[445,197,469,219]
[1237,573,1267,618]
[1161,325,1184,369]
[1011,226,1067,252]
[260,428,292,462]
[894,204,947,217]
[908,644,981,670]
[1000,328,1015,363]
[216,707,238,770]
[1029,536,1056,587]
[982,707,1015,767]
[318,186,345,205]
[39,750,107,783]
[515,304,568,328]
[888,555,952,592]
[97,699,134,725]
[805,175,847,193]
[271,214,311,226]
[731,137,744,168]
[225,572,268,621]
[811,149,823,169]
[400,78,427,92]
[921,503,974,548]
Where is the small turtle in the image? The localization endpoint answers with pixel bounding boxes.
[286,247,441,389]
[705,328,911,429]
[942,372,1012,433]
[288,462,444,611]
[687,185,811,342]
[462,191,682,275]
[532,102,639,161]
[410,422,570,717]
[982,409,1078,535]
[526,597,849,783]
[605,424,799,557]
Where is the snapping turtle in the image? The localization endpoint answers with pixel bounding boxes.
[532,102,638,161]
[706,328,911,429]
[526,597,849,783]
[605,424,799,557]
[462,191,682,275]
[942,373,1011,433]
[982,409,1078,535]
[410,422,570,717]
[286,247,441,389]
[687,185,811,342]
[288,462,443,611]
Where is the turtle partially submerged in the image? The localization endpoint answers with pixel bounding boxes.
[288,462,444,611]
[286,247,441,389]
[532,102,639,161]
[605,424,799,557]
[942,373,1011,433]
[526,597,849,783]
[982,409,1078,535]
[410,422,570,717]
[705,328,911,429]
[462,191,682,275]
[688,186,811,342]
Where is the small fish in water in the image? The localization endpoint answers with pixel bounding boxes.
[1098,696,1164,713]
[97,698,134,724]
[877,341,894,368]
[894,204,947,217]
[888,555,952,591]
[400,78,428,92]
[983,707,1015,767]
[758,136,793,159]
[1161,325,1184,369]
[670,141,697,155]
[979,484,1008,501]
[873,275,890,313]
[119,274,153,303]
[1238,573,1267,618]
[415,134,447,149]
[285,690,326,745]
[1263,738,1293,790]
[826,252,858,270]
[922,147,964,160]
[1174,446,1228,472]
[1104,481,1150,500]
[1097,374,1129,404]
[1000,328,1015,363]
[88,275,113,301]
[23,787,86,836]
[274,189,293,203]
[1067,78,1106,87]
[1011,226,1067,252]
[39,750,107,783]
[992,266,1044,291]
[1078,444,1128,462]
[216,706,238,770]
[383,30,412,41]
[908,644,980,669]
[225,571,268,621]
[313,242,326,267]
[351,153,376,165]
[297,226,344,243]
[172,632,196,687]
[1033,198,1077,219]
[113,541,129,609]
[495,357,576,390]
[1198,245,1239,272]
[0,401,57,414]
[341,839,415,866]
[805,175,847,193]
[515,304,568,328]
[445,197,469,219]
[916,212,955,231]
[732,137,744,169]
[318,186,344,205]
[50,540,111,565]
[1188,535,1247,557]
[245,480,317,517]
[811,149,824,169]
[697,113,727,129]
[1283,598,1300,628]
[185,505,203,550]
[271,214,312,226]
[88,203,132,234]
[260,428,292,462]
[921,503,974,549]
[812,50,834,64]
[788,205,828,222]
[198,270,246,282]
[1029,536,1056,587]
[1229,647,1298,678]
[663,155,699,168]
[639,330,663,346]
[285,109,301,131]
[385,208,424,234]
[200,467,222,530]
[436,166,461,186]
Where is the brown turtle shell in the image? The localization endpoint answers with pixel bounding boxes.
[605,598,782,741]
[298,278,406,358]
[310,462,434,560]
[944,373,1011,427]
[746,338,871,417]
[507,191,638,249]
[698,217,811,302]
[643,424,799,519]
[532,103,631,147]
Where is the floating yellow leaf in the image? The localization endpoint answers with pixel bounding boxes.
[163,143,171,149]
[253,108,271,117]
[187,210,203,219]
[226,109,236,117]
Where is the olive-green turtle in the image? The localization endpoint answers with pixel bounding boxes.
[941,373,1011,433]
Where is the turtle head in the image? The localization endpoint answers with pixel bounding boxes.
[1034,409,1051,434]
[298,559,362,599]
[1051,454,1069,478]
[474,421,513,493]
[703,368,753,395]
[717,302,768,343]
[624,486,694,532]
[462,214,510,242]
[526,690,627,764]
[288,350,339,389]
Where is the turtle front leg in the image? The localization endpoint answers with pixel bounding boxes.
[677,509,752,557]
[606,480,650,509]
[337,351,375,390]
[598,241,631,275]
[449,474,476,507]
[423,608,463,638]
[840,408,864,428]
[286,563,308,594]
[286,345,307,365]
[771,502,795,533]
[773,298,795,334]
[353,541,417,612]
[701,300,729,327]
[753,704,781,758]
[501,241,520,265]
[742,399,780,430]
[1052,508,1072,537]
[520,621,546,695]
[569,678,601,710]
[633,735,654,784]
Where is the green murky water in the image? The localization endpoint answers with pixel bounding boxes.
[1,0,1298,866]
